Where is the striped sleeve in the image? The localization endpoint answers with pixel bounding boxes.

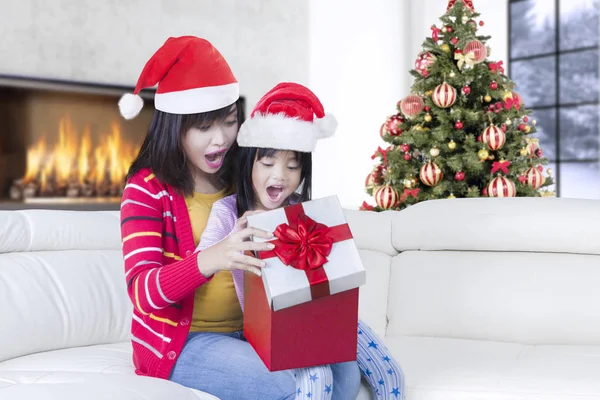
[120,171,210,315]
[196,194,238,251]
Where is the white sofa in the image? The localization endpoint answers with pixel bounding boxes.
[1,198,599,400]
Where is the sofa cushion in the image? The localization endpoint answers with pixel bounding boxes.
[387,336,600,399]
[392,198,600,256]
[387,250,600,345]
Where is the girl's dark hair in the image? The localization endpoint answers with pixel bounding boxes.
[236,147,312,217]
[127,98,245,196]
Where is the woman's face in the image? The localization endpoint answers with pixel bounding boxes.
[182,106,239,176]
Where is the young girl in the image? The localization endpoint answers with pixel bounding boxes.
[119,37,340,400]
[197,82,405,400]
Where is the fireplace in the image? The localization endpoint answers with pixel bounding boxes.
[0,75,154,211]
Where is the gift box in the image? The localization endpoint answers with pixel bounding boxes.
[244,195,366,371]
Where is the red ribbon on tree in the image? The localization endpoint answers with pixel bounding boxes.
[371,146,390,164]
[447,0,475,13]
[258,204,354,300]
[504,97,521,111]
[431,25,441,42]
[491,160,511,174]
[489,61,505,74]
[360,201,374,211]
[400,188,420,202]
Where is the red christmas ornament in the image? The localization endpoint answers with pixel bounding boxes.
[482,124,506,150]
[379,123,388,139]
[400,95,425,119]
[446,26,453,33]
[454,49,463,55]
[424,106,431,112]
[451,37,459,45]
[537,165,544,172]
[523,116,529,122]
[415,52,437,76]
[374,185,399,210]
[518,123,526,131]
[518,175,526,183]
[536,148,543,157]
[477,135,483,142]
[490,81,498,90]
[419,161,443,187]
[525,167,544,189]
[479,20,485,26]
[482,187,488,196]
[386,115,404,136]
[455,121,464,129]
[464,40,487,63]
[494,108,501,114]
[432,82,457,108]
[455,171,465,181]
[487,176,516,197]
[401,144,410,152]
[501,124,507,132]
[404,153,411,161]
[462,85,471,95]
[495,102,503,110]
[467,19,477,29]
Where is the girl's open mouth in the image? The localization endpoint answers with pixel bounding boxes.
[266,185,284,202]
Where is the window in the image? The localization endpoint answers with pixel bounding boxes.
[509,0,600,198]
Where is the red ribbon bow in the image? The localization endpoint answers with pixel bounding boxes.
[489,61,505,74]
[360,201,375,211]
[371,146,391,164]
[504,96,521,111]
[431,25,441,42]
[400,188,420,202]
[259,204,354,300]
[491,160,511,174]
[447,0,475,13]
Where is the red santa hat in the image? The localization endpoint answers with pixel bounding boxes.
[118,36,239,119]
[237,82,337,152]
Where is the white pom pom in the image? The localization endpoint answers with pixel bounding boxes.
[315,113,337,139]
[118,93,144,120]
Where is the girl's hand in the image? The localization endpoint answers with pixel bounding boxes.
[233,210,265,234]
[196,224,273,278]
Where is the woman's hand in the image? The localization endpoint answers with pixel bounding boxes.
[197,212,272,278]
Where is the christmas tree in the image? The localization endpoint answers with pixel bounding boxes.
[364,0,554,212]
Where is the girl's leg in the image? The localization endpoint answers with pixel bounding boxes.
[356,320,405,399]
[170,331,295,400]
[329,360,361,399]
[293,365,333,399]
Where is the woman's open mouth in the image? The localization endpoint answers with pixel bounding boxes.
[205,150,227,169]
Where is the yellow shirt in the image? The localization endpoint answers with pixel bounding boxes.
[185,188,243,333]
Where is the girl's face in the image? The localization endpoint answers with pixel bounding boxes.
[252,151,302,210]
[182,106,238,176]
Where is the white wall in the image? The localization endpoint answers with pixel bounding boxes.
[310,0,509,209]
[0,0,309,109]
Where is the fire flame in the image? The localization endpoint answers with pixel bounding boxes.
[22,116,139,196]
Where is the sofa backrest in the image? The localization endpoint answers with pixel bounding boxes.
[0,210,131,363]
[386,197,600,345]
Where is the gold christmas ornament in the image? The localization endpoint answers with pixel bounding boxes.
[547,168,553,176]
[448,193,457,199]
[524,125,531,134]
[540,190,556,198]
[449,71,456,78]
[478,149,489,160]
[484,94,492,102]
[503,91,513,100]
[448,140,457,150]
[424,114,432,122]
[505,118,512,126]
[442,26,448,33]
[520,148,528,156]
[461,14,469,24]
[440,43,451,53]
[532,119,537,125]
[403,176,418,188]
[430,147,440,157]
[425,90,433,96]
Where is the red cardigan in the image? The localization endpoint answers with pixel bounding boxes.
[120,168,212,379]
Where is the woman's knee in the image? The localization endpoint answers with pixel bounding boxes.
[331,361,361,398]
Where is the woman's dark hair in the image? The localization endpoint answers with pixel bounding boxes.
[127,98,245,196]
[236,147,312,217]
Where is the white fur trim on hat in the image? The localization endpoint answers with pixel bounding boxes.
[315,114,337,138]
[155,82,239,114]
[238,112,336,152]
[118,93,144,120]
